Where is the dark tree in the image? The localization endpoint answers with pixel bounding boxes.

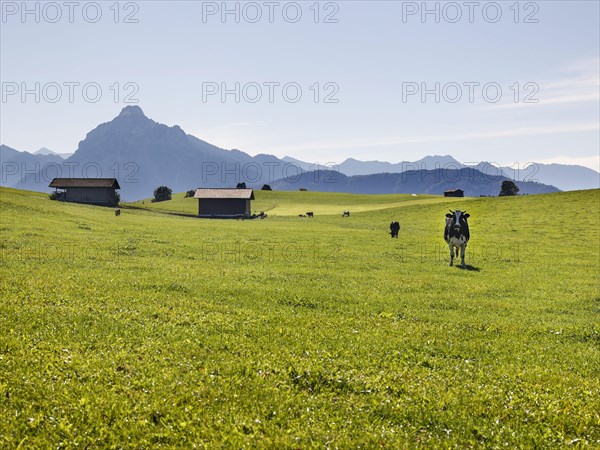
[261,184,272,191]
[184,189,196,198]
[499,180,519,196]
[114,191,121,205]
[236,182,247,189]
[152,186,173,202]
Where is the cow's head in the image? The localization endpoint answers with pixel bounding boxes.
[446,210,470,231]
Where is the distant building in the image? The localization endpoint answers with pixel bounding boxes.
[444,189,464,197]
[194,188,254,218]
[49,178,120,206]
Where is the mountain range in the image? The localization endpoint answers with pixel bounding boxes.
[329,158,598,192]
[284,156,598,192]
[1,106,597,200]
[270,169,560,197]
[0,145,65,188]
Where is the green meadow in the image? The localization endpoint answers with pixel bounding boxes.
[131,190,462,217]
[0,187,598,448]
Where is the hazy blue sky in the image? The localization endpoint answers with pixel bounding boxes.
[1,1,599,169]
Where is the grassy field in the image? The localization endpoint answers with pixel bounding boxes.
[1,187,599,448]
[129,190,468,216]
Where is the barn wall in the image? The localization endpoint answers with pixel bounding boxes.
[198,199,250,217]
[65,187,116,205]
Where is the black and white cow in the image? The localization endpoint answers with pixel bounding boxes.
[390,221,400,238]
[444,210,470,267]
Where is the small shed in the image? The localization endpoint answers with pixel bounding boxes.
[444,189,464,198]
[49,178,120,206]
[194,188,254,218]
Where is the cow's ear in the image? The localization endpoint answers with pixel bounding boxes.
[445,213,453,218]
[464,213,470,219]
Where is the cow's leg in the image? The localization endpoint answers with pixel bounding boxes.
[449,243,454,266]
[460,244,466,268]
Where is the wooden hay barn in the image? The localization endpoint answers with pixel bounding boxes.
[194,188,254,218]
[444,189,464,198]
[49,178,120,206]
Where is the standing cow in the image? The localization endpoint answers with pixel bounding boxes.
[390,221,400,238]
[444,210,470,267]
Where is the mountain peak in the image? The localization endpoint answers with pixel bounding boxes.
[34,147,72,158]
[35,147,56,155]
[118,105,146,118]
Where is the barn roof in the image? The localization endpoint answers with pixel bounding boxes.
[194,188,255,200]
[445,189,464,193]
[49,178,121,189]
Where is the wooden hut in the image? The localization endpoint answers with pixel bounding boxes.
[444,189,464,198]
[194,188,254,218]
[49,178,120,206]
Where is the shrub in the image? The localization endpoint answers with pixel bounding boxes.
[499,180,519,196]
[152,186,173,202]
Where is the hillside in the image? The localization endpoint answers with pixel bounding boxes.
[1,187,599,447]
[130,191,469,216]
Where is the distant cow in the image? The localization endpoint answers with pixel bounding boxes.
[115,209,121,216]
[342,210,350,217]
[390,221,400,238]
[306,212,314,218]
[444,210,470,268]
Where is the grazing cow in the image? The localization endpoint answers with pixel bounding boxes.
[115,209,121,216]
[306,212,314,218]
[444,210,470,267]
[390,221,400,238]
[342,210,350,217]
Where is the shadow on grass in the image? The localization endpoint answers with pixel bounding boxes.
[120,204,197,218]
[459,264,481,272]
